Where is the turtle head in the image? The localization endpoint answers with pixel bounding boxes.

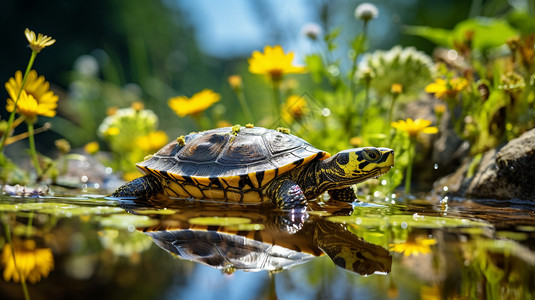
[322,147,394,186]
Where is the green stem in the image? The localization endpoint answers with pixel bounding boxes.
[0,51,38,152]
[26,212,34,238]
[359,80,371,133]
[2,213,31,300]
[271,80,282,121]
[236,90,254,122]
[387,95,397,131]
[405,139,415,194]
[27,121,42,177]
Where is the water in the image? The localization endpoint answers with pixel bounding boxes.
[0,193,534,300]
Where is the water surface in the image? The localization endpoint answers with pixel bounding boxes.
[0,193,533,300]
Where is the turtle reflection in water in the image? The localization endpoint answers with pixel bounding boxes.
[113,126,394,210]
[136,207,391,276]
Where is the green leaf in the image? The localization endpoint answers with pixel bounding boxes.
[404,17,519,52]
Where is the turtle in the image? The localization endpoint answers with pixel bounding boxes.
[112,125,394,209]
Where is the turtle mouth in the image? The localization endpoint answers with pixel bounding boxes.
[379,166,393,175]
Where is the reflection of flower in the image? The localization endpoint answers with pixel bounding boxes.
[168,89,220,117]
[425,77,468,100]
[5,70,59,120]
[25,28,55,53]
[391,118,438,139]
[248,45,307,83]
[389,237,436,256]
[281,95,308,123]
[1,240,54,283]
[135,130,169,152]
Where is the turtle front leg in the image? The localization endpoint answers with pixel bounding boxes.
[266,178,307,210]
[111,175,163,198]
[328,186,357,202]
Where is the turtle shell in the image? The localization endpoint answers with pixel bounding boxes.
[136,126,330,202]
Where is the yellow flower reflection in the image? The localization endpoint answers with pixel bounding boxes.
[25,28,55,53]
[1,240,54,284]
[135,130,169,152]
[281,95,308,123]
[389,237,437,256]
[248,45,307,82]
[5,70,58,120]
[391,118,438,139]
[425,77,468,100]
[168,89,220,117]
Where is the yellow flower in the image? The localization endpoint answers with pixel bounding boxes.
[106,106,119,116]
[227,75,243,91]
[1,240,54,284]
[135,130,169,152]
[391,118,438,139]
[5,70,58,120]
[131,101,145,111]
[281,95,308,123]
[248,45,307,82]
[84,141,100,154]
[425,77,468,100]
[168,89,221,117]
[389,237,437,257]
[25,28,55,53]
[104,127,120,136]
[391,83,403,95]
[217,120,233,128]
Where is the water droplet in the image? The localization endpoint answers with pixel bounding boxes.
[391,200,395,204]
[373,191,380,197]
[94,183,100,189]
[127,224,135,232]
[356,217,362,225]
[321,108,331,117]
[443,186,449,192]
[391,193,396,199]
[327,65,340,77]
[434,163,439,170]
[105,167,113,174]
[447,49,458,60]
[401,222,408,229]
[81,175,89,183]
[381,180,387,185]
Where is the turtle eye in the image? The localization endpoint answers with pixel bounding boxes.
[362,149,381,162]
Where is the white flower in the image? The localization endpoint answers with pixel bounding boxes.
[301,23,322,40]
[355,3,379,22]
[358,46,434,97]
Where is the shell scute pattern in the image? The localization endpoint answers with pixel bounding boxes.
[136,126,330,202]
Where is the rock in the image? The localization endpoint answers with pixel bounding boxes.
[434,128,535,201]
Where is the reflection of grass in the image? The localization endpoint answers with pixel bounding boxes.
[328,214,490,229]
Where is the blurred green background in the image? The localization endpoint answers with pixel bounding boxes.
[0,0,525,151]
